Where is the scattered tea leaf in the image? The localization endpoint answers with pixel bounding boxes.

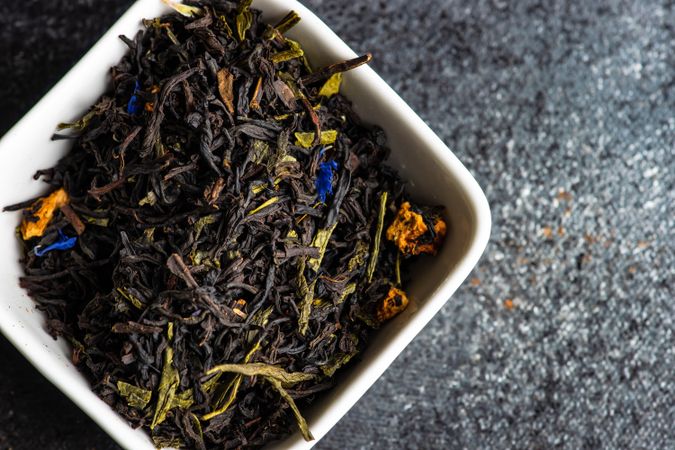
[366,191,388,282]
[117,381,152,409]
[318,73,343,97]
[151,324,180,429]
[265,376,314,441]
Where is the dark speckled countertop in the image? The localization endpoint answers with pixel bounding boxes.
[1,1,673,449]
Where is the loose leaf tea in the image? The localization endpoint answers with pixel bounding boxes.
[5,1,447,448]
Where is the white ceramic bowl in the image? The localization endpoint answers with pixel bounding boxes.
[0,1,490,448]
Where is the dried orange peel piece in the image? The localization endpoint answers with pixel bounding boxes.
[385,201,446,256]
[20,188,69,240]
[377,287,409,322]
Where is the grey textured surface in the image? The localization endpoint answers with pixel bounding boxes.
[1,0,674,449]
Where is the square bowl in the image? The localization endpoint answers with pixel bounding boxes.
[0,0,491,448]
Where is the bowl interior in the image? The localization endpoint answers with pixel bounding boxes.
[0,1,489,449]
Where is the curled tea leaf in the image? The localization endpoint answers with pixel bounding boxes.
[216,68,235,114]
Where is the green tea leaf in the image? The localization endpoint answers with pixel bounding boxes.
[264,376,314,441]
[318,73,343,97]
[320,352,356,377]
[151,324,179,429]
[116,287,144,309]
[337,283,356,305]
[57,110,97,131]
[144,227,156,242]
[297,276,317,336]
[307,223,337,271]
[236,0,253,41]
[161,0,202,17]
[170,389,194,410]
[218,15,233,37]
[251,139,270,164]
[117,381,152,409]
[366,191,388,282]
[138,190,158,206]
[189,413,204,445]
[202,375,242,421]
[82,215,109,227]
[152,435,185,449]
[271,39,304,63]
[193,214,219,240]
[248,196,279,215]
[205,363,314,386]
[294,130,338,148]
[347,241,369,272]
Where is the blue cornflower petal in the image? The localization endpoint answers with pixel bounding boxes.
[34,229,77,257]
[127,80,142,115]
[315,160,338,203]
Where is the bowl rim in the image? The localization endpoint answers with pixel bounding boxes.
[0,0,491,449]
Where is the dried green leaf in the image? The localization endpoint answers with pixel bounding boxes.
[170,389,194,410]
[347,241,369,272]
[117,381,152,409]
[264,376,314,441]
[297,276,317,336]
[161,0,202,17]
[366,191,388,282]
[138,191,158,206]
[189,413,204,445]
[205,363,314,386]
[144,227,156,242]
[318,72,343,97]
[251,140,270,164]
[152,435,185,449]
[82,215,109,227]
[57,110,97,131]
[294,130,338,148]
[193,214,219,240]
[116,287,144,309]
[218,14,233,37]
[151,324,179,429]
[270,39,304,63]
[320,352,356,377]
[337,283,356,305]
[307,223,337,271]
[236,0,253,41]
[202,375,242,421]
[248,196,279,215]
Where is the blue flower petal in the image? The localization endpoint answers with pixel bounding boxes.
[127,80,142,115]
[34,229,77,257]
[315,160,338,203]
